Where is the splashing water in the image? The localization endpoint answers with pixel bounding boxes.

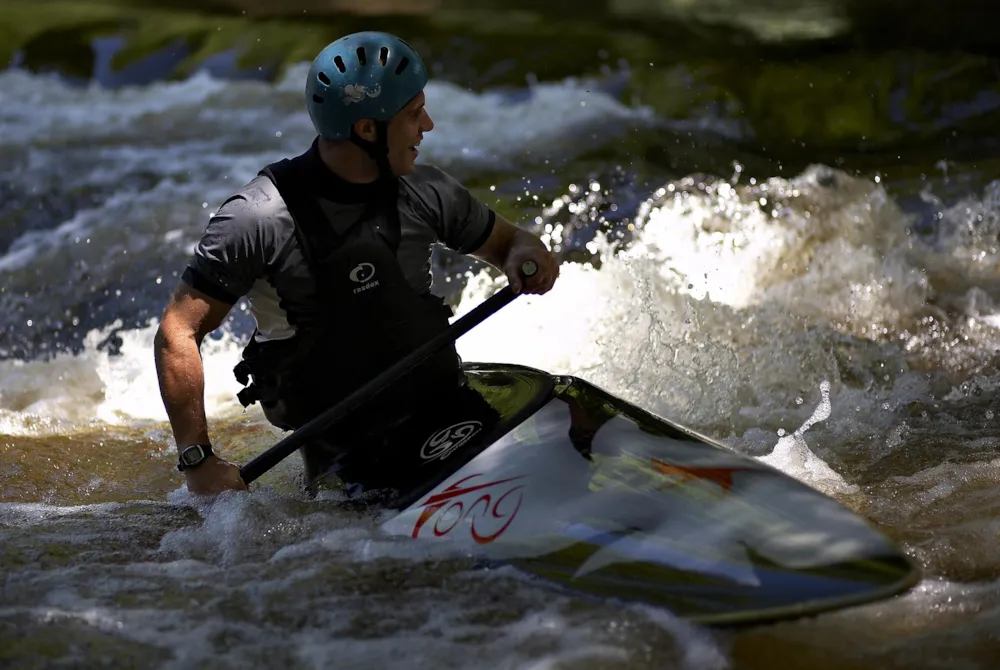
[4,56,1000,670]
[756,380,859,496]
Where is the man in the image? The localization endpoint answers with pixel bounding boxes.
[153,31,559,497]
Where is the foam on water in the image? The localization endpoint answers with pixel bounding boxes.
[5,50,1000,670]
[627,604,732,670]
[0,319,249,433]
[447,166,1000,492]
[756,380,859,495]
[5,149,1000,499]
[0,62,655,364]
[1,492,728,669]
[0,63,650,173]
[453,170,921,452]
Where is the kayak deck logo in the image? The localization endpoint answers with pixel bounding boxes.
[349,262,379,294]
[411,473,526,544]
[420,420,483,462]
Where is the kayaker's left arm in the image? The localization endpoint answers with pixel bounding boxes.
[471,214,559,294]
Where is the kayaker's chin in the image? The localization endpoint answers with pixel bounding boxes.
[387,141,420,175]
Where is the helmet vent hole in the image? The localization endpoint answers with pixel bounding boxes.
[379,47,389,66]
[356,47,367,66]
[333,56,346,73]
[312,94,324,104]
[317,71,332,85]
[394,57,409,75]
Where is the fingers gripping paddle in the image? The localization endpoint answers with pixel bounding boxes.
[239,261,538,485]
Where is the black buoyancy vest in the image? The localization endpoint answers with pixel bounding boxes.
[232,153,462,431]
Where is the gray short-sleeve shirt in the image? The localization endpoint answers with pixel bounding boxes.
[183,159,495,341]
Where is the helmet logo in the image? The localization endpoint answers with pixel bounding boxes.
[343,83,382,105]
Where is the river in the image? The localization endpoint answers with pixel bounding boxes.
[3,1,1000,668]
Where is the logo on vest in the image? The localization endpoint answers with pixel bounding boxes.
[349,262,379,293]
[420,421,483,462]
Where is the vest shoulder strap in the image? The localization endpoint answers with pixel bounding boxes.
[259,156,338,274]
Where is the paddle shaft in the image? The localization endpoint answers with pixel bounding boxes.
[239,261,537,485]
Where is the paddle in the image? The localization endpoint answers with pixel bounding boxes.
[239,260,538,485]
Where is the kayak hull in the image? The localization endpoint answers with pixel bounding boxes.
[379,363,919,625]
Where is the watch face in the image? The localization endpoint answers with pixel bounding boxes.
[182,445,204,465]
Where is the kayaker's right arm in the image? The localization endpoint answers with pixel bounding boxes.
[154,282,247,494]
[154,180,276,494]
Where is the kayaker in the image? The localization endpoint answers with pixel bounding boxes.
[153,31,559,497]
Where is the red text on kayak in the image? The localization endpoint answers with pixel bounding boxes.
[411,473,527,544]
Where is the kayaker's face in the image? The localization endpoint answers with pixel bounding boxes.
[385,91,433,176]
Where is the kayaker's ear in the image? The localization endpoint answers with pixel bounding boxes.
[352,118,377,142]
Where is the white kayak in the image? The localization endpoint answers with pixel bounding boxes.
[379,362,919,625]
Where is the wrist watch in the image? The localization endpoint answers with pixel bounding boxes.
[177,443,214,472]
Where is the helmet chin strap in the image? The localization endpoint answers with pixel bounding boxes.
[348,120,402,250]
[349,121,394,182]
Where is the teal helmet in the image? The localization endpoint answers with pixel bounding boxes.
[305,31,428,141]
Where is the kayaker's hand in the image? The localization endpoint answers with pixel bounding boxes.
[504,239,559,295]
[184,454,248,495]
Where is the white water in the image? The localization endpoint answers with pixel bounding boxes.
[4,155,1000,495]
[5,60,1000,668]
[0,160,983,500]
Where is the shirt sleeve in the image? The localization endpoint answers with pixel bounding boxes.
[405,165,496,253]
[183,178,281,304]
